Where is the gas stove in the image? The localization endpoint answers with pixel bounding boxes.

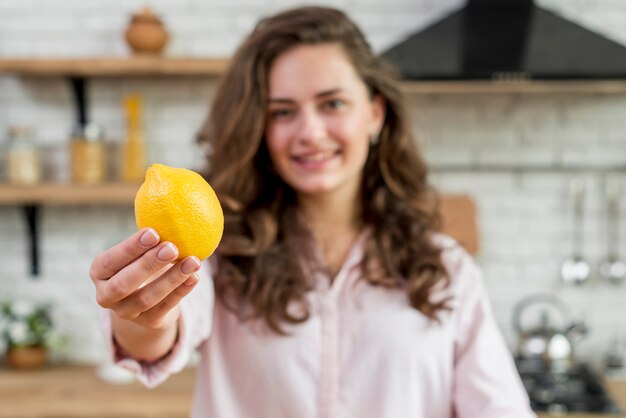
[516,360,622,415]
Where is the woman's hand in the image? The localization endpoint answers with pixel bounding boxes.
[90,227,201,331]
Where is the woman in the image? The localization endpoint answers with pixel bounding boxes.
[90,6,535,418]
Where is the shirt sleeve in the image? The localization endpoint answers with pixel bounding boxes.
[446,246,536,418]
[99,258,216,388]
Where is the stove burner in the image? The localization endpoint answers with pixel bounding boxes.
[516,361,622,414]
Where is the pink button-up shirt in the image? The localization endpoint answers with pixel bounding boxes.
[102,233,535,418]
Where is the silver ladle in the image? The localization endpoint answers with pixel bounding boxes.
[561,178,591,285]
[598,176,626,285]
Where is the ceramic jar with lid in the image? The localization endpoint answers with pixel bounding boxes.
[124,7,169,55]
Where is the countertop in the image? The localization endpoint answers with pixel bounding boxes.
[1,365,626,417]
[0,365,195,418]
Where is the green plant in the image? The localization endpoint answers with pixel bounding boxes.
[0,300,55,354]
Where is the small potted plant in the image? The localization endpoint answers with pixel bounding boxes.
[0,299,55,369]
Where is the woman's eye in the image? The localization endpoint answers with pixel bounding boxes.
[324,99,345,110]
[269,108,293,119]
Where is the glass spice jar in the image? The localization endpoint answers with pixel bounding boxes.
[70,123,107,184]
[5,126,42,185]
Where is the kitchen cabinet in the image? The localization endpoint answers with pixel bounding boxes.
[0,364,625,417]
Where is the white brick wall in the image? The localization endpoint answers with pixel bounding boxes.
[1,0,626,368]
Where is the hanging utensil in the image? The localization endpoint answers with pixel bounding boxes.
[599,176,626,285]
[561,178,591,285]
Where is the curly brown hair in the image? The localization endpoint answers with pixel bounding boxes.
[197,6,450,333]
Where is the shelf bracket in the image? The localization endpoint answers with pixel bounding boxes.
[22,205,40,277]
[69,76,88,131]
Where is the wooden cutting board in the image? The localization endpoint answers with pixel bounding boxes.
[440,194,479,255]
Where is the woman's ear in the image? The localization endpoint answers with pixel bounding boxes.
[371,94,386,135]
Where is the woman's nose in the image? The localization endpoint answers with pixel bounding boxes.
[297,108,325,144]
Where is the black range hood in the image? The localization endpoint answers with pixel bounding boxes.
[381,0,626,80]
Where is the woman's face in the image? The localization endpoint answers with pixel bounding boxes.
[264,43,384,200]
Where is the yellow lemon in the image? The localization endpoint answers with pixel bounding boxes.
[134,164,224,260]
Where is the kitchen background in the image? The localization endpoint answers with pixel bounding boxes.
[0,0,626,371]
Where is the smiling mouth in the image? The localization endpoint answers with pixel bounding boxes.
[292,150,340,164]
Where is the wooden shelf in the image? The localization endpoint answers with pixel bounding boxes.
[401,80,626,95]
[2,57,626,93]
[0,57,230,77]
[0,182,140,205]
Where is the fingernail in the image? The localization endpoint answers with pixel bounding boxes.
[139,228,159,247]
[181,256,201,275]
[184,273,198,287]
[157,243,178,261]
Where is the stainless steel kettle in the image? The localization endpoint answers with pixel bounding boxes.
[513,293,587,373]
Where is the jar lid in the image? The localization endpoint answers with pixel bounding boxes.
[73,123,103,142]
[84,123,103,142]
